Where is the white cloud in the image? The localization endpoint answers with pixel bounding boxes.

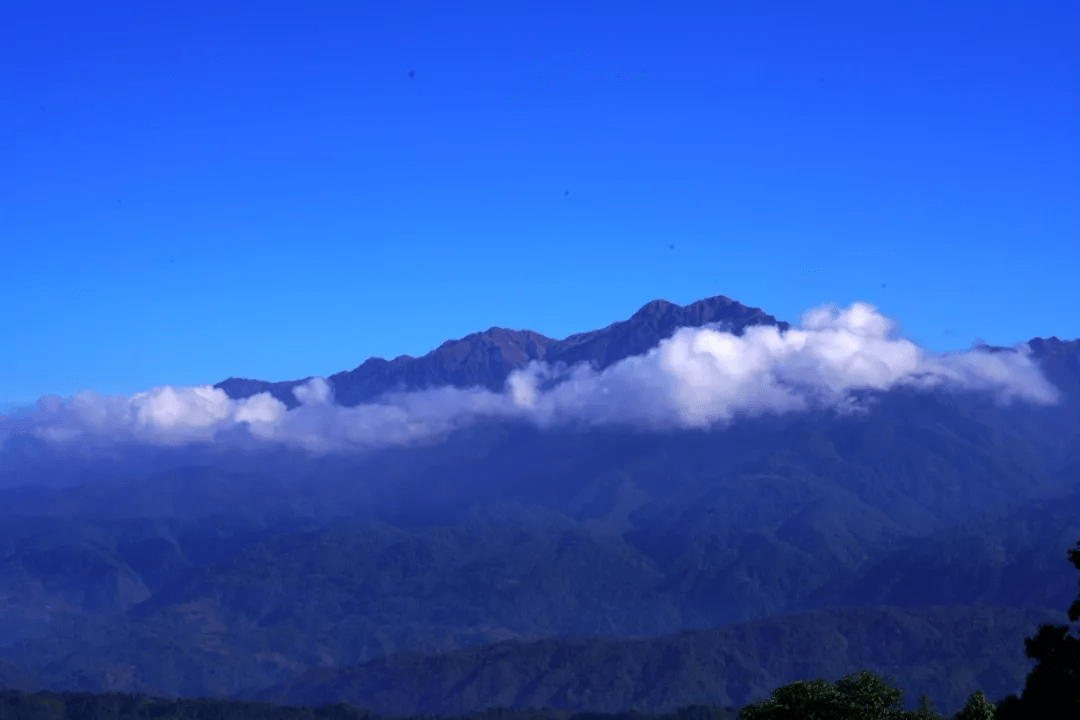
[0,303,1060,453]
[234,392,288,426]
[504,303,1057,433]
[293,377,333,406]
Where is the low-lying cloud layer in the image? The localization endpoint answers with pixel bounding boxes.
[1,304,1060,453]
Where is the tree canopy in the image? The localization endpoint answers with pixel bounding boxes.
[985,540,1080,719]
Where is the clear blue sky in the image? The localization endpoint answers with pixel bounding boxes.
[2,0,1077,408]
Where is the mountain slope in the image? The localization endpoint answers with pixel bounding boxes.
[214,296,789,408]
[254,604,1065,717]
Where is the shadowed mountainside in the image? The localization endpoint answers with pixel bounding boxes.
[0,487,1078,709]
[253,604,1065,717]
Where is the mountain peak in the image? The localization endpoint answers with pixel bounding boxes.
[630,298,678,319]
[553,295,788,373]
[216,295,788,408]
[630,295,741,321]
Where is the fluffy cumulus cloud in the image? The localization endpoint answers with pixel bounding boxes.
[508,303,1057,431]
[26,385,282,446]
[0,303,1061,453]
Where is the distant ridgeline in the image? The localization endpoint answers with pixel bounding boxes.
[214,296,789,408]
[0,677,1027,720]
[213,295,1080,411]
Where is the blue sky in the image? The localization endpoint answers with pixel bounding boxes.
[2,0,1077,409]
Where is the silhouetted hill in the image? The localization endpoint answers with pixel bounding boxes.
[214,296,789,408]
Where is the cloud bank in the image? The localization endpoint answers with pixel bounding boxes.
[0,304,1060,453]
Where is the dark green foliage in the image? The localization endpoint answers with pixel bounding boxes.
[950,691,994,720]
[737,670,943,720]
[988,694,1020,720]
[991,541,1080,719]
[907,696,943,720]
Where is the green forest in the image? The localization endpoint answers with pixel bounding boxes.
[3,538,1077,720]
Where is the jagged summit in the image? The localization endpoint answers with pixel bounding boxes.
[215,295,789,408]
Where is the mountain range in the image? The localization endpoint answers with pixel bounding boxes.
[1,295,1079,717]
[214,296,790,408]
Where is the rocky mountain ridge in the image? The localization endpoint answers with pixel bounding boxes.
[215,296,790,408]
